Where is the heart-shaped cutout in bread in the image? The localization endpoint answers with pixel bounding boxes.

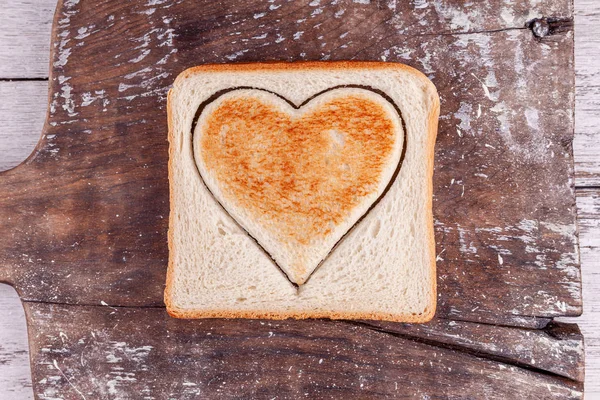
[193,87,405,286]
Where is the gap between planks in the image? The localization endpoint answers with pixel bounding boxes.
[14,297,552,329]
[345,320,583,383]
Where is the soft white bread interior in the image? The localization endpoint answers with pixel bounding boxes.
[165,62,439,322]
[195,88,404,285]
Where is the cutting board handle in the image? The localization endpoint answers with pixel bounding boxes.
[0,163,34,286]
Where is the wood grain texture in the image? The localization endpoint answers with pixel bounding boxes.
[0,0,55,78]
[0,0,596,398]
[24,302,583,400]
[574,0,600,187]
[0,81,48,172]
[557,189,600,395]
[0,0,581,328]
[0,285,33,400]
[360,318,585,382]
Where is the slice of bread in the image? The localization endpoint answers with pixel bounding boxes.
[165,62,439,323]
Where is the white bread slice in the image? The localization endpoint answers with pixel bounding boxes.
[165,62,439,322]
[195,88,405,285]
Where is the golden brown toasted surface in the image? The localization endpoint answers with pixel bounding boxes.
[199,92,397,246]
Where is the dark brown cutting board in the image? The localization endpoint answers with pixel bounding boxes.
[0,0,584,398]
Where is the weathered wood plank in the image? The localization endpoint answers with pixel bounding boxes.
[0,284,33,400]
[24,302,583,400]
[574,0,600,187]
[0,0,572,80]
[577,188,600,249]
[0,0,594,397]
[361,318,584,382]
[0,1,581,328]
[562,246,600,395]
[0,81,48,172]
[0,0,56,78]
[557,188,600,396]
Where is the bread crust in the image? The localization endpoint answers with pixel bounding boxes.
[165,61,439,323]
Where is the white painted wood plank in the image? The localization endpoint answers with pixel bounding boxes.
[0,81,47,172]
[0,0,55,78]
[0,284,33,400]
[557,189,600,397]
[574,0,600,187]
[577,189,600,249]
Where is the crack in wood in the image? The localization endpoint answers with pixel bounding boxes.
[344,320,584,383]
[19,297,584,383]
[437,315,552,330]
[20,298,167,309]
[19,297,555,331]
[415,26,527,38]
[576,185,600,190]
[0,77,48,82]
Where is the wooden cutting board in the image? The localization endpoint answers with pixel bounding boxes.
[0,0,584,398]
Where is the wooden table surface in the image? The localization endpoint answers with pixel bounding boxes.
[0,0,598,398]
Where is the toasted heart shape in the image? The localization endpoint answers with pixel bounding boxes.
[193,87,405,285]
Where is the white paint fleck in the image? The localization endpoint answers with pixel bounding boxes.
[418,43,433,74]
[225,49,249,61]
[540,222,576,238]
[293,31,304,40]
[129,49,151,63]
[524,108,540,131]
[458,227,477,254]
[253,12,266,19]
[107,372,137,396]
[52,360,87,399]
[124,67,153,80]
[54,45,72,68]
[455,102,473,135]
[138,7,156,15]
[500,7,515,25]
[471,73,494,101]
[118,83,136,92]
[60,83,77,117]
[432,2,479,31]
[75,26,91,40]
[81,90,108,108]
[413,0,428,9]
[106,353,122,363]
